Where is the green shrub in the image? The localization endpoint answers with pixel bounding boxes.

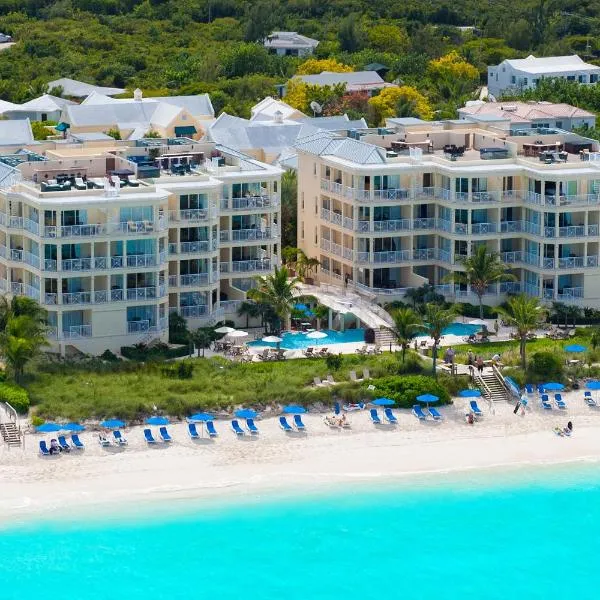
[396,354,425,375]
[527,351,563,382]
[366,375,451,408]
[437,374,471,396]
[456,303,498,319]
[501,367,526,387]
[326,353,343,371]
[100,349,120,362]
[31,415,44,427]
[0,383,30,414]
[161,361,194,379]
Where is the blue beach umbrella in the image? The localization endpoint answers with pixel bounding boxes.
[416,394,439,404]
[36,422,62,433]
[371,397,395,407]
[565,344,586,353]
[146,416,169,426]
[542,382,564,391]
[586,381,600,390]
[189,413,214,422]
[459,389,482,398]
[100,419,126,429]
[62,422,85,432]
[283,405,307,414]
[235,409,258,419]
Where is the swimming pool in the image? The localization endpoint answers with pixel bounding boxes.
[416,322,482,337]
[249,328,366,350]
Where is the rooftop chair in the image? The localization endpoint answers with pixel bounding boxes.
[57,436,71,452]
[469,400,483,417]
[326,374,337,385]
[113,430,128,446]
[74,177,87,190]
[98,434,111,447]
[554,394,567,409]
[246,418,259,435]
[231,419,245,436]
[540,394,552,410]
[39,440,50,456]
[293,414,306,431]
[412,405,427,420]
[428,407,443,421]
[144,428,157,444]
[206,421,218,437]
[363,369,371,380]
[159,426,172,442]
[584,392,598,407]
[384,407,398,424]
[279,416,293,432]
[369,408,382,425]
[525,384,534,395]
[71,434,84,449]
[188,423,200,439]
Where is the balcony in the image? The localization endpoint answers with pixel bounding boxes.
[220,228,277,242]
[62,291,92,305]
[221,195,277,211]
[11,282,40,301]
[126,285,166,301]
[63,325,92,339]
[60,224,106,238]
[179,305,208,318]
[180,273,210,287]
[179,240,217,254]
[126,254,156,268]
[220,300,243,314]
[169,208,214,223]
[412,218,436,231]
[231,259,272,273]
[471,222,497,235]
[373,188,410,201]
[62,258,92,272]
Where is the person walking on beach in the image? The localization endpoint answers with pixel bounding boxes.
[476,356,484,374]
[467,349,474,366]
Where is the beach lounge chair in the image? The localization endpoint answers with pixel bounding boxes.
[585,392,598,407]
[537,384,545,395]
[318,347,330,357]
[57,436,71,452]
[113,430,128,446]
[469,400,483,417]
[428,407,443,421]
[293,414,306,431]
[98,434,111,447]
[206,421,218,437]
[144,428,157,444]
[363,369,371,380]
[246,418,259,435]
[71,434,84,449]
[334,402,341,415]
[554,394,567,409]
[231,419,245,436]
[159,426,172,442]
[384,408,398,424]
[326,374,337,385]
[540,395,552,410]
[314,377,326,387]
[303,347,314,357]
[525,384,534,395]
[412,405,427,420]
[356,345,368,355]
[188,423,200,439]
[39,440,50,456]
[74,177,87,190]
[369,408,382,425]
[279,416,293,432]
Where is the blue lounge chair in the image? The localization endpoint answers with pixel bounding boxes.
[188,423,199,439]
[113,430,128,446]
[412,405,427,420]
[279,416,293,432]
[39,440,50,456]
[159,426,172,442]
[537,384,545,395]
[71,434,84,449]
[540,394,552,410]
[334,402,341,415]
[384,407,398,424]
[246,418,259,435]
[144,428,157,444]
[57,436,71,452]
[369,408,382,425]
[206,421,218,437]
[554,394,566,409]
[293,414,306,431]
[469,400,483,417]
[525,384,534,395]
[584,392,598,407]
[428,407,443,421]
[231,419,245,436]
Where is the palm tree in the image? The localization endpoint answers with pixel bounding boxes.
[247,266,300,332]
[497,294,546,368]
[189,328,215,357]
[313,304,329,331]
[591,328,600,351]
[0,314,48,382]
[387,307,423,362]
[237,300,261,329]
[423,304,456,377]
[453,246,516,319]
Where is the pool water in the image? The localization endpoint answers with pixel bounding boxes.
[249,328,366,349]
[417,322,482,337]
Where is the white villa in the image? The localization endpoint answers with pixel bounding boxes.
[264,32,319,57]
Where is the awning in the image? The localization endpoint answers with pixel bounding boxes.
[174,125,197,136]
[55,122,70,132]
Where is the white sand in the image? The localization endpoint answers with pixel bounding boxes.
[2,389,599,522]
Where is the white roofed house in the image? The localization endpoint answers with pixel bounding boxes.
[291,71,397,96]
[264,32,319,57]
[46,78,126,98]
[488,55,600,98]
[4,94,77,122]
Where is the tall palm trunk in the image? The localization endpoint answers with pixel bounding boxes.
[520,336,527,368]
[431,343,438,378]
[478,295,484,319]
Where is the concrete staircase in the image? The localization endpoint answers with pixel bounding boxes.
[374,328,396,347]
[0,421,21,447]
[474,370,508,402]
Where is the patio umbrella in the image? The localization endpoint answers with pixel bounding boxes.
[306,330,328,339]
[227,330,248,338]
[283,405,307,414]
[542,382,564,391]
[565,344,586,353]
[215,326,236,334]
[416,394,439,404]
[36,422,61,433]
[146,416,169,426]
[262,336,283,343]
[235,409,258,419]
[62,422,85,432]
[100,419,126,429]
[459,389,482,398]
[468,319,487,326]
[189,413,214,422]
[371,397,395,407]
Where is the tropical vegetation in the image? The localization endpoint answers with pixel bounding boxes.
[386,307,423,362]
[422,304,457,377]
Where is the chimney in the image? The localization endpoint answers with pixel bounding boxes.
[133,88,143,101]
[273,110,283,124]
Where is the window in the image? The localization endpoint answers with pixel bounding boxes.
[579,75,586,83]
[533,79,539,86]
[511,76,516,84]
[313,163,317,176]
[314,227,318,245]
[591,74,598,83]
[315,196,318,214]
[301,192,304,210]
[567,75,575,81]
[522,78,528,86]
[301,221,304,239]
[556,121,563,129]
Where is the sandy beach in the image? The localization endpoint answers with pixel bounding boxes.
[2,389,599,522]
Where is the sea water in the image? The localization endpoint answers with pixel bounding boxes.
[1,464,599,599]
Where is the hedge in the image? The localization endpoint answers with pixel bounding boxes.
[364,375,451,408]
[0,383,30,414]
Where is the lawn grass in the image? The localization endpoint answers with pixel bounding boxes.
[25,353,405,421]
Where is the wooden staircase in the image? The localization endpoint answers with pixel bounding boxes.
[474,370,508,402]
[0,421,21,447]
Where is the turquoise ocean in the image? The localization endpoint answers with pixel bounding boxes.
[1,464,599,599]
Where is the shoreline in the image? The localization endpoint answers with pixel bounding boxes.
[3,391,600,525]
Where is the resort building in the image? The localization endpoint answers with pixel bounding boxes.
[0,138,281,354]
[264,32,319,57]
[295,119,600,308]
[487,55,600,99]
